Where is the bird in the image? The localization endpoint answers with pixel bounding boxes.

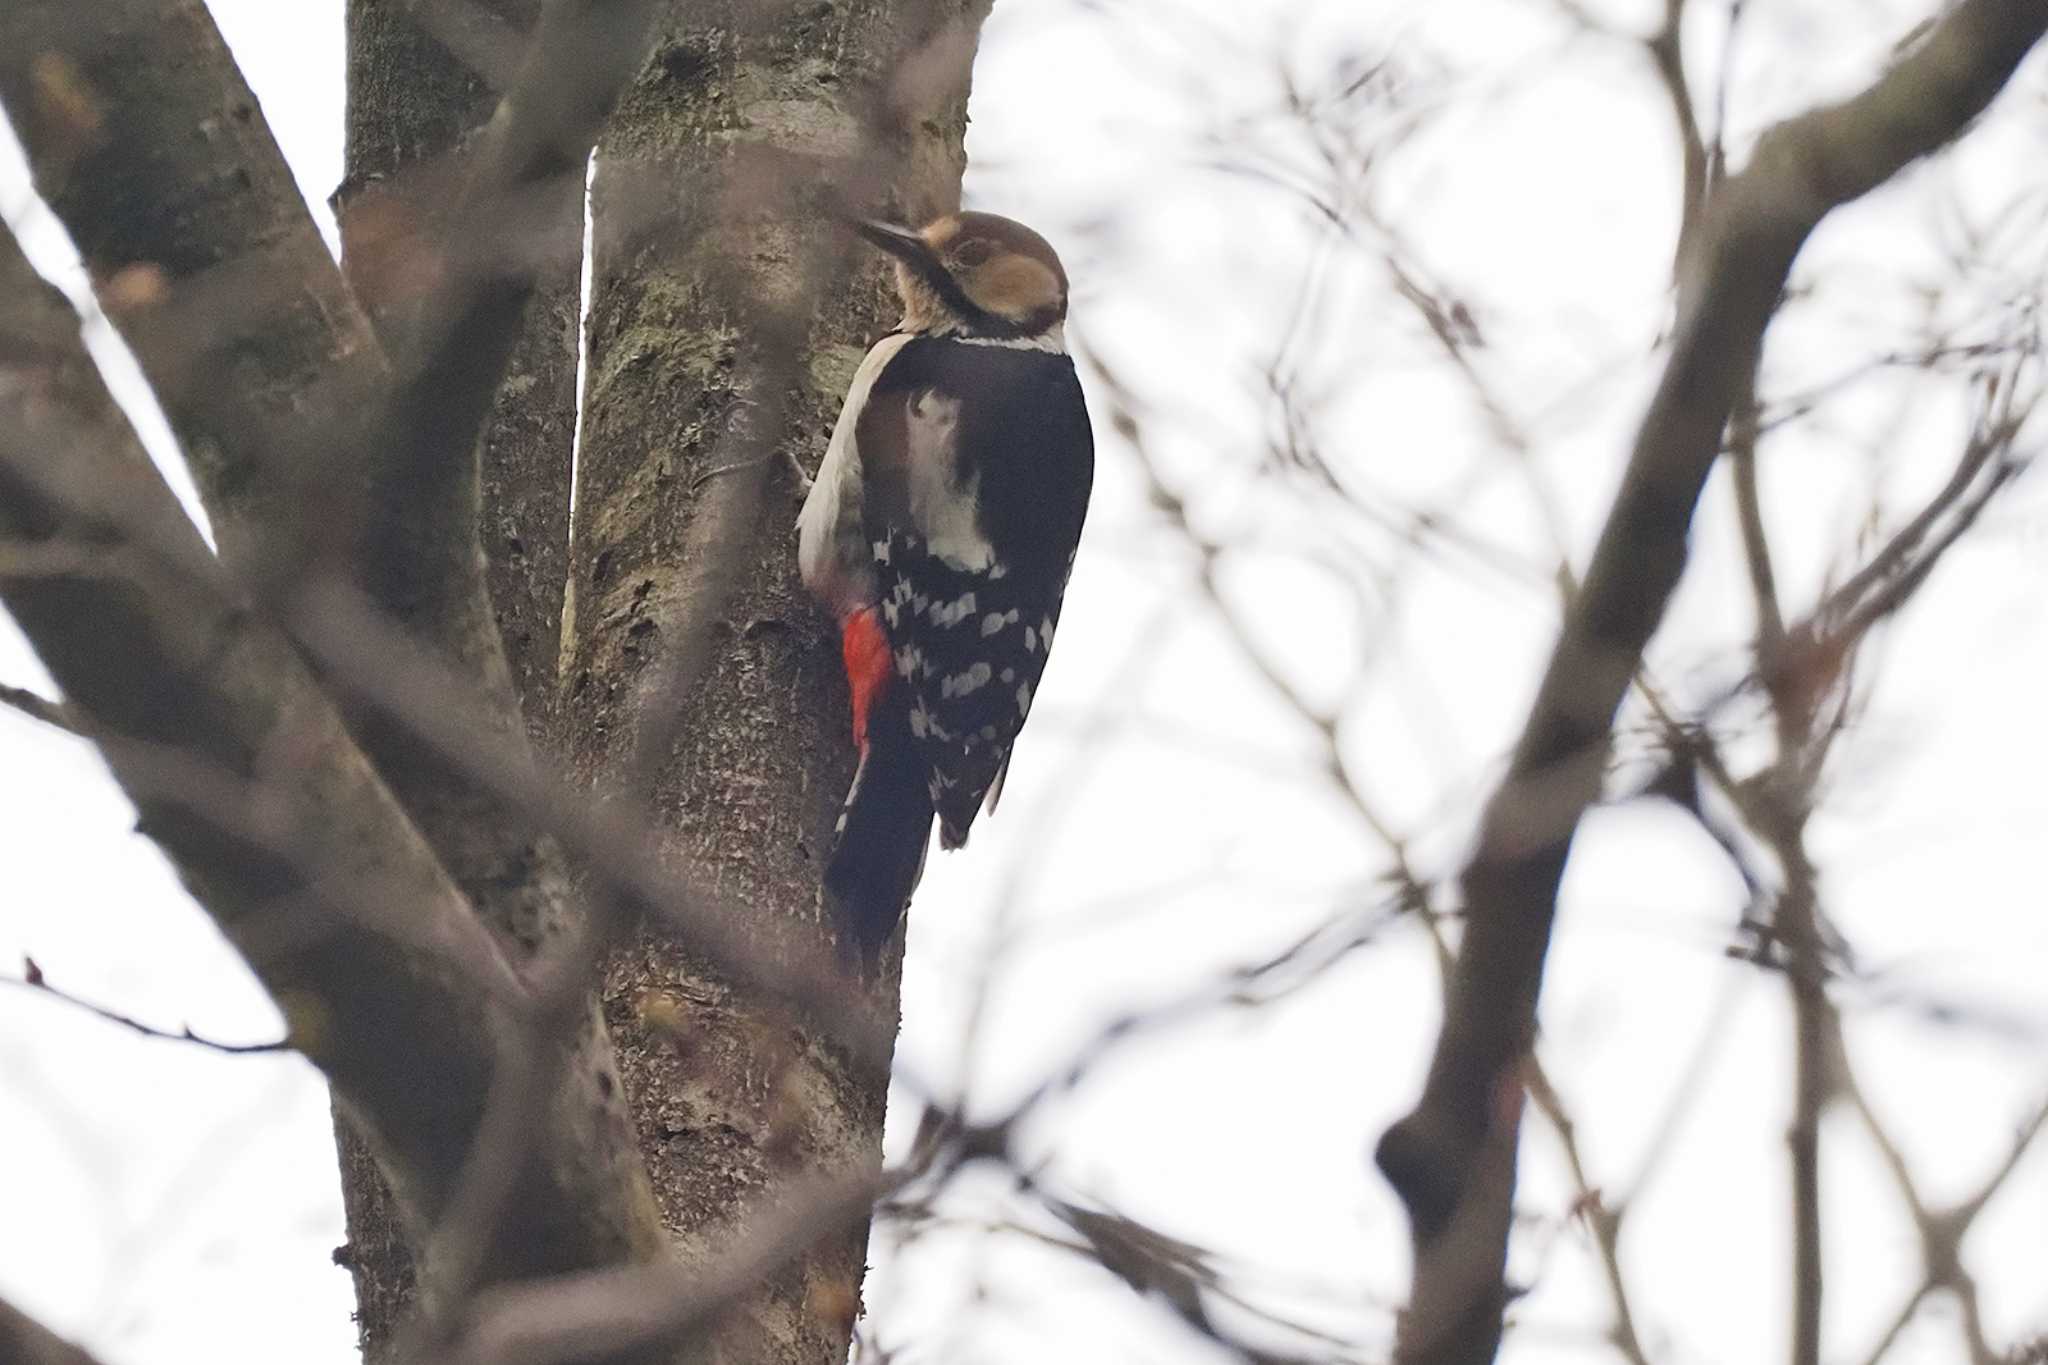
[797,210,1094,973]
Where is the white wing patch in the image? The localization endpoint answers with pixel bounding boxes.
[904,389,995,571]
[797,332,914,617]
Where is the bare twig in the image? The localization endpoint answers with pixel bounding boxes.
[1840,1031,2048,1365]
[1723,351,1831,1365]
[292,578,887,1051]
[448,1164,918,1365]
[1375,5,2048,1358]
[1773,804,1829,1365]
[0,680,80,735]
[1804,401,2033,652]
[0,957,287,1054]
[1035,1191,1348,1365]
[1727,390,1786,653]
[1716,337,2041,1365]
[1645,0,1708,268]
[1525,1060,1652,1365]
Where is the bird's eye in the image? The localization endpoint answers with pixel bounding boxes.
[953,240,993,267]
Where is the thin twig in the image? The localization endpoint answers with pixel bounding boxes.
[0,681,80,736]
[1525,1060,1652,1365]
[1376,6,2048,1358]
[1727,392,1785,652]
[1,957,288,1054]
[1645,0,1708,270]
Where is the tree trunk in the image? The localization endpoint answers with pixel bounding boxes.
[561,2,987,1359]
[5,6,660,1358]
[339,0,578,736]
[333,5,587,1352]
[329,0,991,1360]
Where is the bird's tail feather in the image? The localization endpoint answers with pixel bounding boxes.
[824,700,933,974]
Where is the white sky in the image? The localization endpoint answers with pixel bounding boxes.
[3,2,2046,1363]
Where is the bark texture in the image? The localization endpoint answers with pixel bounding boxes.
[0,0,387,574]
[9,0,995,1357]
[341,0,578,736]
[0,222,571,1323]
[2,2,668,1354]
[561,2,989,1359]
[334,3,588,1344]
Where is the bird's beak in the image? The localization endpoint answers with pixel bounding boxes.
[855,218,940,275]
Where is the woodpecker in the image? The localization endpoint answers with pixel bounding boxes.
[798,210,1094,971]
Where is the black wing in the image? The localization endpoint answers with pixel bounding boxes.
[856,337,1094,847]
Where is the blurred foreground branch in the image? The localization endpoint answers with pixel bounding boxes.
[1373,4,2048,1359]
[0,1297,109,1365]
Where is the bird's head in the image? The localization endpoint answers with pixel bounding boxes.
[856,210,1068,346]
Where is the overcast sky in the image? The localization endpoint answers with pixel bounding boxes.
[4,2,2047,1363]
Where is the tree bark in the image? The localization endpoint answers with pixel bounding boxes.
[7,0,992,1355]
[0,219,644,1340]
[333,3,590,1345]
[0,0,388,572]
[560,2,989,1359]
[340,0,578,738]
[3,2,673,1354]
[0,1296,109,1365]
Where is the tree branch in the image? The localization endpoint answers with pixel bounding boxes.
[345,0,659,697]
[0,221,663,1322]
[1645,0,1709,270]
[340,0,580,737]
[1,956,287,1053]
[1373,4,2048,1359]
[333,5,597,1317]
[1,0,619,960]
[0,681,80,735]
[445,1166,904,1365]
[0,0,391,573]
[0,1297,109,1365]
[1525,1061,1651,1365]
